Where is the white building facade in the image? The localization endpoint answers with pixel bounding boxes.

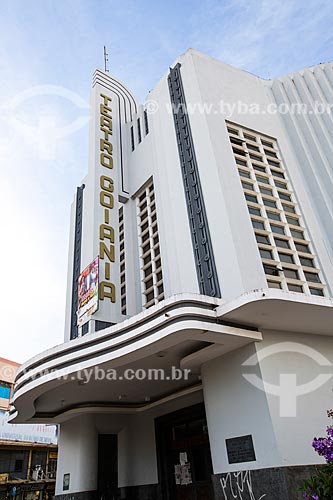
[10,50,333,500]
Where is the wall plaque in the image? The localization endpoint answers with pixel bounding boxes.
[226,434,256,464]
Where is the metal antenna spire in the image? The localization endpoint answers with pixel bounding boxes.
[103,46,109,72]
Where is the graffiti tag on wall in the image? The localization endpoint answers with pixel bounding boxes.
[220,470,267,500]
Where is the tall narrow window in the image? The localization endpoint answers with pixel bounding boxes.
[144,110,149,135]
[227,121,326,297]
[130,126,135,151]
[136,180,164,309]
[137,118,142,143]
[119,206,126,315]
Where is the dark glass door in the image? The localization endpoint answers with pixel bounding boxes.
[97,434,118,500]
[156,404,214,500]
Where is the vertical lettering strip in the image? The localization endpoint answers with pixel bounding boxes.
[99,93,116,303]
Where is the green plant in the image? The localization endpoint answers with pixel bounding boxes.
[301,463,333,499]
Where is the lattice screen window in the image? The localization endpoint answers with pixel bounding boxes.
[136,180,164,308]
[227,121,326,297]
[119,206,127,314]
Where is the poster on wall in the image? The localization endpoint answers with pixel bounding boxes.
[77,256,99,326]
[63,473,70,491]
[0,412,57,443]
[174,452,192,486]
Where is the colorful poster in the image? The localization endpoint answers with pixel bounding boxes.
[77,257,99,327]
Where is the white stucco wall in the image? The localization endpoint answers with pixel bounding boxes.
[201,343,280,473]
[118,414,158,487]
[271,64,333,260]
[201,329,333,474]
[55,414,98,495]
[118,50,333,308]
[257,329,333,467]
[127,73,200,302]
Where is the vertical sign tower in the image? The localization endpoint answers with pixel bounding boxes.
[81,74,124,327]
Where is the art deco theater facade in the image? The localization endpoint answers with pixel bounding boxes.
[10,50,333,500]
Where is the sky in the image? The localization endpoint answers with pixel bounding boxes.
[0,0,332,363]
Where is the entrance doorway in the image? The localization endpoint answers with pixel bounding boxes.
[97,434,118,500]
[156,404,214,500]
